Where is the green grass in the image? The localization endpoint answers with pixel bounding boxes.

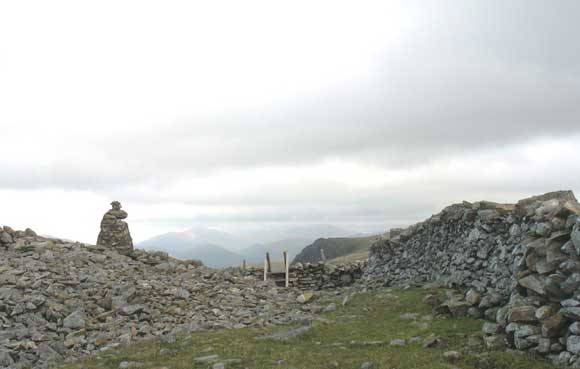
[326,251,369,265]
[59,288,554,369]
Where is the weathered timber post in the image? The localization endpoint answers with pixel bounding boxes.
[266,252,272,273]
[242,259,246,271]
[263,257,267,281]
[283,251,290,288]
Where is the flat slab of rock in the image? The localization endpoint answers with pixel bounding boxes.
[257,325,312,341]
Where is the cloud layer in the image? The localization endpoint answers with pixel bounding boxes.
[1,0,579,242]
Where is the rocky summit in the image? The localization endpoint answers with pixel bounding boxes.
[96,201,134,256]
[3,190,580,368]
[0,227,317,369]
[362,190,580,366]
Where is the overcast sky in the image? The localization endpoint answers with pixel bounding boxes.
[1,0,579,244]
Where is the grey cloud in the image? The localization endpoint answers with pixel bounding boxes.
[1,0,580,193]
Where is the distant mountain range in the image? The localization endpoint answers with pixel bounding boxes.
[136,224,374,268]
[137,231,244,267]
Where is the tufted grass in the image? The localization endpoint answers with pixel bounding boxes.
[59,288,554,369]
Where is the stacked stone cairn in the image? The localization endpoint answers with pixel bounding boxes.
[96,201,134,256]
[362,190,580,366]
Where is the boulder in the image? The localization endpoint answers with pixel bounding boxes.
[568,335,580,354]
[484,335,507,351]
[518,274,549,296]
[465,289,481,306]
[63,311,86,329]
[542,314,567,338]
[572,225,580,250]
[508,305,537,323]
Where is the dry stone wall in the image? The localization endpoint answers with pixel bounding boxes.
[362,190,580,366]
[291,262,365,289]
[245,261,365,290]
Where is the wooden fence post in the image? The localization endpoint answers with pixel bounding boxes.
[284,251,289,288]
[266,252,272,273]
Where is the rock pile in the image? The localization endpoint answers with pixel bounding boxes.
[0,228,317,369]
[362,190,580,366]
[96,201,134,256]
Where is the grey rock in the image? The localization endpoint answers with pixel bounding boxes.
[535,305,555,320]
[0,350,15,367]
[569,336,580,354]
[561,307,580,321]
[118,304,146,316]
[194,355,220,363]
[514,324,540,338]
[484,335,506,351]
[0,232,13,244]
[465,289,481,305]
[62,311,85,329]
[536,222,553,237]
[257,326,312,341]
[389,339,405,346]
[573,226,580,251]
[482,322,502,335]
[542,314,568,338]
[442,351,461,362]
[571,322,580,335]
[38,343,63,363]
[562,299,580,307]
[514,336,534,350]
[518,275,548,296]
[508,305,536,323]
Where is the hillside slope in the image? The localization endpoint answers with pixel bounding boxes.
[292,235,380,265]
[240,238,311,263]
[0,226,311,368]
[60,288,554,369]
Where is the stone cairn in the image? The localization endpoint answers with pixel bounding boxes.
[96,201,134,256]
[361,190,580,367]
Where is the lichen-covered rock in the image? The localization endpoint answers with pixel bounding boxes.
[568,335,580,354]
[542,314,568,337]
[508,306,537,323]
[466,289,481,306]
[484,335,507,351]
[572,224,580,250]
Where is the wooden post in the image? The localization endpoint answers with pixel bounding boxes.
[242,259,246,271]
[284,251,289,288]
[263,258,267,281]
[266,252,272,273]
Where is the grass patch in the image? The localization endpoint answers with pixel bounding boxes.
[59,288,554,369]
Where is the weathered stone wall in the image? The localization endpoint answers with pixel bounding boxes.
[362,190,580,366]
[245,261,365,290]
[292,262,365,289]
